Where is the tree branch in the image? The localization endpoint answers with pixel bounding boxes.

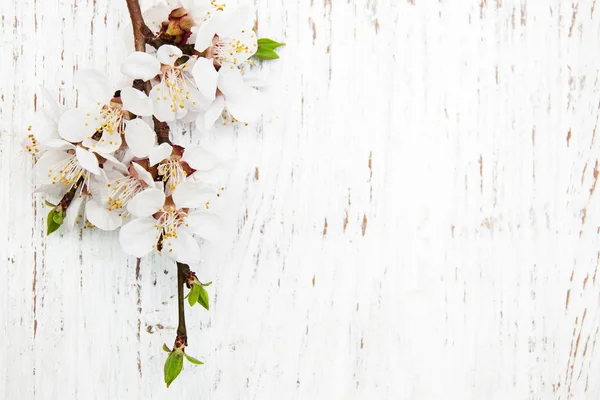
[57,176,84,211]
[175,262,191,349]
[125,0,152,52]
[125,0,171,142]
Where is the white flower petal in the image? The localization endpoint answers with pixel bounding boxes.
[217,6,253,38]
[127,188,165,218]
[65,190,85,230]
[182,146,219,171]
[119,217,161,257]
[218,67,263,122]
[58,108,101,143]
[75,146,100,175]
[35,183,68,201]
[186,86,212,112]
[191,57,218,102]
[172,181,216,209]
[38,85,62,124]
[34,150,70,184]
[217,66,247,98]
[99,152,129,174]
[121,51,162,81]
[121,87,153,116]
[194,17,220,52]
[195,95,225,132]
[86,199,123,231]
[150,84,177,122]
[83,130,122,153]
[132,162,156,187]
[149,143,173,166]
[45,139,76,151]
[157,45,183,65]
[225,88,264,123]
[164,230,201,263]
[143,3,170,32]
[89,171,112,204]
[218,27,257,65]
[74,69,113,104]
[185,210,223,242]
[124,119,156,158]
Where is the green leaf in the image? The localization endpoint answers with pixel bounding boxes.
[202,281,212,287]
[52,210,64,225]
[184,353,204,365]
[44,200,56,207]
[188,283,200,307]
[253,47,280,61]
[162,343,171,353]
[257,38,285,50]
[46,209,62,235]
[198,285,209,311]
[164,352,184,388]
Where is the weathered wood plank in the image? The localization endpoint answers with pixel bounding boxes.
[2,0,600,398]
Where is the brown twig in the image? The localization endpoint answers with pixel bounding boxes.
[57,176,85,211]
[125,0,152,52]
[154,117,172,144]
[125,0,171,142]
[175,262,191,349]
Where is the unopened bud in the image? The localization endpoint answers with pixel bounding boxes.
[179,16,194,31]
[166,20,184,36]
[169,7,187,19]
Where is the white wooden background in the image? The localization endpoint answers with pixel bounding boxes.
[2,0,600,398]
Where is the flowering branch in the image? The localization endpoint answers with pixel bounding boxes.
[28,0,283,389]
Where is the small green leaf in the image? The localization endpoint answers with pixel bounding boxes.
[184,353,204,365]
[164,352,184,388]
[257,38,285,50]
[253,47,280,61]
[46,209,62,235]
[52,210,64,225]
[188,283,200,307]
[162,343,171,353]
[202,281,212,287]
[198,285,209,310]
[44,200,56,207]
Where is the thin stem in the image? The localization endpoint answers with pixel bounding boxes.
[175,262,191,349]
[154,117,172,144]
[125,0,150,52]
[125,0,171,141]
[57,176,84,211]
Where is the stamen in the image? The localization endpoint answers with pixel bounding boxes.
[107,176,144,213]
[157,159,187,191]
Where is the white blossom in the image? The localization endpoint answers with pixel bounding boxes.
[119,181,221,263]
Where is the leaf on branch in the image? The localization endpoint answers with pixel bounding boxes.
[184,353,204,365]
[188,283,201,307]
[44,200,56,207]
[198,285,209,311]
[257,38,285,50]
[253,47,280,61]
[164,351,184,388]
[162,343,171,352]
[201,281,212,287]
[46,209,64,235]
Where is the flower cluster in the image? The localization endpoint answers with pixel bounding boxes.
[25,0,283,266]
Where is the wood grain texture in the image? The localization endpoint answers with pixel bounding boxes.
[2,0,600,398]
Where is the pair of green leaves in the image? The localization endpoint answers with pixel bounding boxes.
[254,38,285,60]
[46,205,65,235]
[187,281,211,310]
[162,345,204,388]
